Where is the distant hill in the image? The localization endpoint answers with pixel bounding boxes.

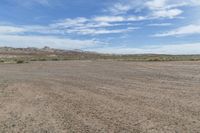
[1,47,200,63]
[0,46,94,55]
[0,47,110,63]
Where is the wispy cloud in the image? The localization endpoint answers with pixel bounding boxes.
[106,0,145,15]
[49,17,139,35]
[88,43,200,55]
[0,34,102,50]
[0,19,137,37]
[151,9,183,19]
[147,23,172,26]
[93,16,125,22]
[0,26,26,34]
[1,0,200,54]
[93,16,148,23]
[106,0,200,19]
[3,0,199,37]
[0,24,105,50]
[106,2,134,15]
[66,27,137,35]
[153,24,200,37]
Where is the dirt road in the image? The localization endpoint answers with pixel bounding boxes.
[0,61,200,133]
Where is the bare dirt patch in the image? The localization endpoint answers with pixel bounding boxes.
[0,61,200,132]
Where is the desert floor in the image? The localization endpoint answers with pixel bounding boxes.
[0,61,200,133]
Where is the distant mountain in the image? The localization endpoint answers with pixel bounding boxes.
[0,46,94,55]
[1,46,200,62]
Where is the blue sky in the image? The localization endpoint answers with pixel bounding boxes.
[0,0,200,54]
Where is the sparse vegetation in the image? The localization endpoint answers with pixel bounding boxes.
[1,47,200,64]
[16,60,25,64]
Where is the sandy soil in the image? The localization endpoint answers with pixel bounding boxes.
[0,61,200,133]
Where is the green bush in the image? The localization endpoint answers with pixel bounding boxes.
[16,60,25,64]
[39,58,47,61]
[147,58,162,61]
[51,58,59,61]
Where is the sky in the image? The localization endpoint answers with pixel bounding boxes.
[0,0,200,54]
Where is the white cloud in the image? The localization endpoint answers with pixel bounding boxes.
[148,23,172,26]
[51,17,89,28]
[106,0,200,20]
[107,3,133,15]
[88,43,200,55]
[0,23,108,50]
[66,27,137,35]
[152,9,183,19]
[145,0,200,11]
[93,16,125,22]
[127,16,148,21]
[8,0,199,37]
[93,15,150,23]
[11,0,200,37]
[106,0,146,15]
[145,0,167,10]
[154,24,200,37]
[0,35,100,50]
[0,25,64,35]
[0,26,26,34]
[50,16,140,35]
[0,16,138,36]
[145,0,185,19]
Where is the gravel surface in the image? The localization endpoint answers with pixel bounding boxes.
[0,61,200,133]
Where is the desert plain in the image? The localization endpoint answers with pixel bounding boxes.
[0,60,200,133]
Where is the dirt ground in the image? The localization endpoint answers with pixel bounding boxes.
[0,61,200,133]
